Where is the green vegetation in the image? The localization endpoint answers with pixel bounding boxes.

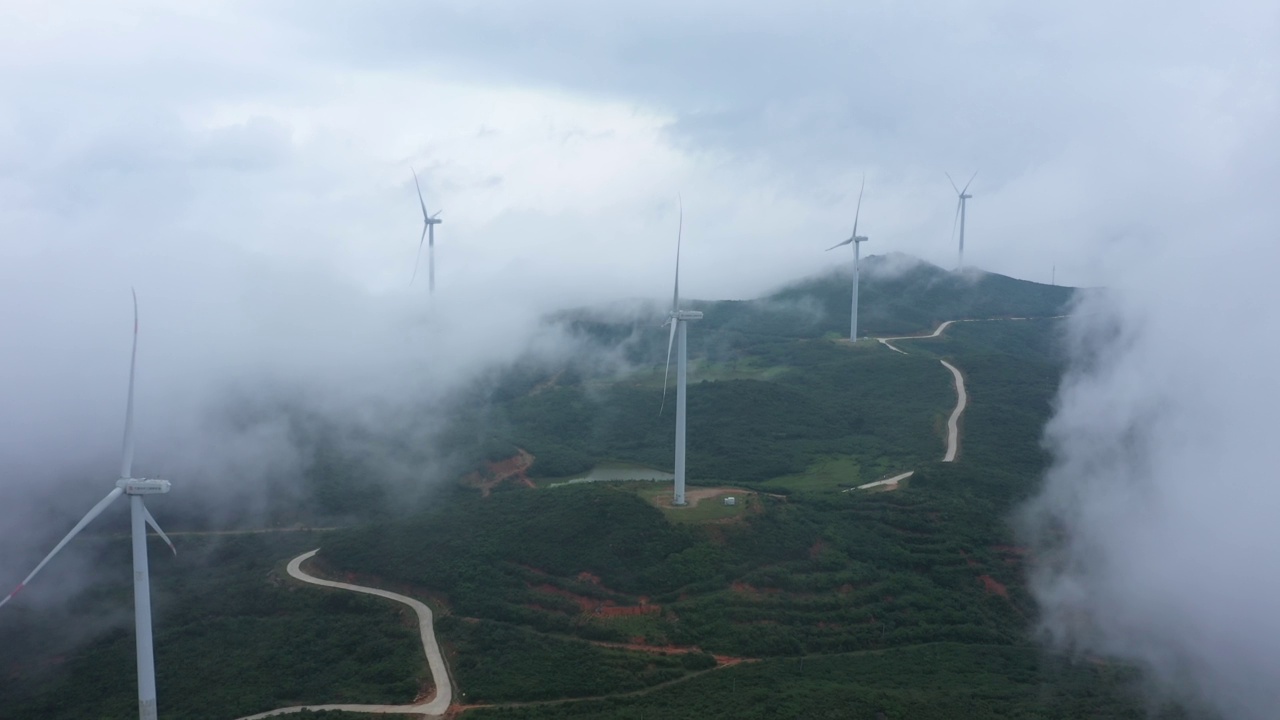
[2,260,1160,719]
[455,343,952,482]
[0,533,424,720]
[439,617,693,703]
[463,644,1187,719]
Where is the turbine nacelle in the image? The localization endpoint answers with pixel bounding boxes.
[117,478,172,495]
[671,310,704,321]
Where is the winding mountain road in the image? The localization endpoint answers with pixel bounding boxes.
[939,360,965,462]
[237,549,452,720]
[871,315,1058,466]
[875,320,957,355]
[874,320,967,463]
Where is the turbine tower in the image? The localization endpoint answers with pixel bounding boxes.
[411,168,443,293]
[661,198,702,507]
[827,176,868,341]
[947,171,977,269]
[0,291,175,720]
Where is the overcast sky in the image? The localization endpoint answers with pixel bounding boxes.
[2,0,1275,304]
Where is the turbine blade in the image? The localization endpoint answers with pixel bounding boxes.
[411,168,430,220]
[142,504,176,556]
[945,171,960,195]
[826,238,854,251]
[431,210,442,219]
[121,290,138,480]
[411,225,427,285]
[851,174,865,239]
[672,195,682,313]
[0,487,125,609]
[961,171,978,195]
[660,318,677,415]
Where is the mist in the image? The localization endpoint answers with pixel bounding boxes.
[1022,211,1280,716]
[0,231,605,600]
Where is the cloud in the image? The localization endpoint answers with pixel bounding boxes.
[1021,196,1280,717]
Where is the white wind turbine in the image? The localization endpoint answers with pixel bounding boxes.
[947,171,977,269]
[0,291,176,720]
[661,198,702,507]
[411,168,444,293]
[827,176,868,341]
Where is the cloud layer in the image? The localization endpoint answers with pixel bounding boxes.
[1023,201,1280,716]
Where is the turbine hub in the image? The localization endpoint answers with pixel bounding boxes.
[854,236,869,243]
[117,478,172,495]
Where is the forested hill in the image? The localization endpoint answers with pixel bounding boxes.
[458,255,1077,482]
[552,254,1074,365]
[769,253,1073,336]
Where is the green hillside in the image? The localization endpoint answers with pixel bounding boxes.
[1,259,1190,719]
[553,254,1071,366]
[453,254,1072,481]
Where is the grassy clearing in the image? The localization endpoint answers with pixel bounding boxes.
[757,455,864,496]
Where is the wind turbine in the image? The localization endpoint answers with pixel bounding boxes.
[661,197,702,507]
[411,168,443,293]
[0,291,176,720]
[947,171,977,269]
[827,176,868,341]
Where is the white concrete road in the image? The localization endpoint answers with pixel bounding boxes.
[848,470,916,491]
[237,549,453,720]
[876,320,957,355]
[939,360,965,462]
[873,320,967,463]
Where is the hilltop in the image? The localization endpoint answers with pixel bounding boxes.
[554,253,1072,363]
[455,253,1074,482]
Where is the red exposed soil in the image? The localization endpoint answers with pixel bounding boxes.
[654,487,754,508]
[522,603,571,615]
[992,545,1033,566]
[530,582,660,617]
[978,574,1009,598]
[532,583,600,612]
[596,604,661,618]
[808,539,828,559]
[730,581,782,596]
[589,639,754,668]
[576,571,602,585]
[992,545,1030,556]
[463,449,536,497]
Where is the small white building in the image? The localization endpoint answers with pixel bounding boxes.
[723,496,737,506]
